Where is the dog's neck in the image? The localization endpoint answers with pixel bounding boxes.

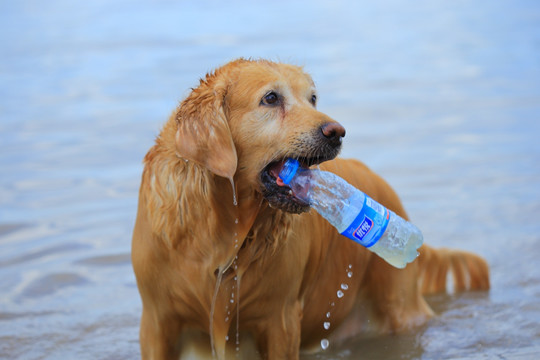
[206,170,294,278]
[142,140,291,277]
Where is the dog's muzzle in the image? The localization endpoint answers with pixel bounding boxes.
[259,122,345,214]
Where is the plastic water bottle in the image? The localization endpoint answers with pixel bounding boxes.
[278,158,423,268]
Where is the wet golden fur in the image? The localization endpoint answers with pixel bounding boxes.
[132,59,490,359]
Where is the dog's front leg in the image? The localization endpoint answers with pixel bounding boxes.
[139,307,183,360]
[256,300,302,360]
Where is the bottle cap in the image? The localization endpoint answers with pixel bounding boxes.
[278,158,300,185]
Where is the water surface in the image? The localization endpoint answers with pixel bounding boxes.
[1,1,539,359]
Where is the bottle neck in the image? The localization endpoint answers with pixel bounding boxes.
[278,158,300,185]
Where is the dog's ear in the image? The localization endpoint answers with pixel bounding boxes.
[175,76,237,179]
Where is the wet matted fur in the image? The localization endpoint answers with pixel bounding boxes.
[132,59,490,359]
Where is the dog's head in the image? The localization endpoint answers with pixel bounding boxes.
[175,59,345,214]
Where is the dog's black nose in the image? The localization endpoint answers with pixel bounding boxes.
[321,122,346,146]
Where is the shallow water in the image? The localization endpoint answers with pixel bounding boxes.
[1,1,539,359]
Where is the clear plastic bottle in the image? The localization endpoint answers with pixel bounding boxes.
[278,158,423,268]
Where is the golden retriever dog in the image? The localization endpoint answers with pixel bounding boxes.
[132,59,489,359]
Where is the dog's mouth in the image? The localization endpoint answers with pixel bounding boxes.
[260,155,330,214]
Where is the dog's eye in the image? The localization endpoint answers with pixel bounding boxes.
[310,94,317,106]
[260,91,280,106]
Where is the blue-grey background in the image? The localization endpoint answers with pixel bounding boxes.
[1,0,539,359]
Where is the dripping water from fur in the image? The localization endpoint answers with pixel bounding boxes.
[229,178,238,206]
[235,273,241,354]
[210,267,225,358]
[209,176,242,356]
[229,176,241,352]
[320,264,353,351]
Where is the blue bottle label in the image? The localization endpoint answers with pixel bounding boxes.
[340,195,390,248]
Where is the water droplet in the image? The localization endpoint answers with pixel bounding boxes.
[341,283,348,290]
[209,270,224,358]
[337,290,344,298]
[225,335,229,341]
[229,178,238,206]
[321,339,329,350]
[230,299,234,303]
[347,271,353,278]
[235,218,239,224]
[348,264,352,269]
[331,302,335,307]
[326,312,331,318]
[225,316,229,322]
[323,322,330,330]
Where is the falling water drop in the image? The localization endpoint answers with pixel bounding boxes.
[321,339,329,350]
[337,290,344,298]
[228,177,241,354]
[229,178,238,206]
[323,321,330,330]
[347,271,353,278]
[341,283,348,291]
[209,269,224,358]
[235,275,241,353]
[326,312,331,318]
